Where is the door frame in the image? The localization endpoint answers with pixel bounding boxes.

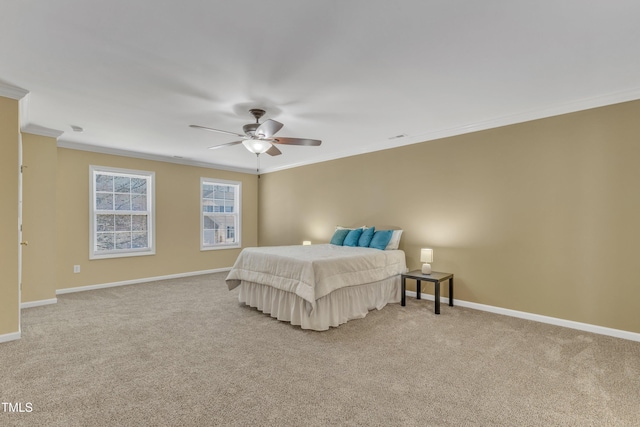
[17,128,23,335]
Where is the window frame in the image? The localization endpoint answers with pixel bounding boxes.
[89,165,156,260]
[200,177,242,251]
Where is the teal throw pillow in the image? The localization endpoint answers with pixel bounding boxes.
[330,229,350,245]
[369,230,394,250]
[358,226,375,247]
[343,228,364,246]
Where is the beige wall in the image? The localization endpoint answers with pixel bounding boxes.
[22,133,58,303]
[259,99,640,334]
[0,96,20,335]
[56,148,257,289]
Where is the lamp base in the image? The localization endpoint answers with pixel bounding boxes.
[421,263,432,274]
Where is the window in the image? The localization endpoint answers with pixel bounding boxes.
[201,178,241,250]
[90,166,155,259]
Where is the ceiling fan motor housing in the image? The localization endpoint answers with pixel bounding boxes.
[243,123,259,137]
[243,109,266,137]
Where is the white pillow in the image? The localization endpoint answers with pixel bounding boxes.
[384,229,403,250]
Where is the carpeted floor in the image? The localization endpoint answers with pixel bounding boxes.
[1,272,639,426]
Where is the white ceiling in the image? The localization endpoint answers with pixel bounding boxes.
[2,1,640,174]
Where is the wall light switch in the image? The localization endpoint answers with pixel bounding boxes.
[73,265,80,273]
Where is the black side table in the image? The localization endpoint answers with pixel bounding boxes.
[401,270,454,314]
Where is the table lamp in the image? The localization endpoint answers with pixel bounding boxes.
[421,248,433,274]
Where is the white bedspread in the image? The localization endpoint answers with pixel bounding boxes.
[226,244,406,307]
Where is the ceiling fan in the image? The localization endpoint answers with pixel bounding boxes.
[190,108,321,157]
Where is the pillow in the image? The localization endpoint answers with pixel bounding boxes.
[385,229,403,250]
[343,228,364,246]
[369,230,393,250]
[330,228,350,245]
[358,226,375,247]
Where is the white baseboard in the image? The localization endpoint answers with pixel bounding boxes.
[21,298,58,309]
[405,291,640,343]
[0,331,21,343]
[56,268,232,295]
[52,269,639,342]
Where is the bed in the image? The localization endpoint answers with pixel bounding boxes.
[226,243,406,330]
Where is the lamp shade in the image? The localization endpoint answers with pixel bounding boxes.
[302,240,311,245]
[242,139,271,154]
[420,248,433,263]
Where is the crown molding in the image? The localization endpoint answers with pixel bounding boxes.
[0,80,29,100]
[16,83,638,176]
[260,87,640,174]
[21,123,64,139]
[412,86,640,141]
[56,140,257,174]
[17,92,64,138]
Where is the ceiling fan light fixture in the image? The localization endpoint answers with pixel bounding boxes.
[242,139,271,154]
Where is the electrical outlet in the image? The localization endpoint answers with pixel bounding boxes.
[73,265,80,273]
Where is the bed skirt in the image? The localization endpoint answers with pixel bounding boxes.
[237,275,401,331]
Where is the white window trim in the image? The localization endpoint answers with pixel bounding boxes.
[89,165,156,260]
[201,177,242,251]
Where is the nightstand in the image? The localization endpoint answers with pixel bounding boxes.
[401,270,454,314]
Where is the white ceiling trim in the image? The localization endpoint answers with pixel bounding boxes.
[22,85,640,176]
[22,123,64,139]
[56,140,256,174]
[261,87,640,174]
[0,81,28,100]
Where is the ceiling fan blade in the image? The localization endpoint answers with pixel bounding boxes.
[208,140,243,150]
[190,124,245,138]
[272,137,322,146]
[266,145,282,156]
[255,119,284,138]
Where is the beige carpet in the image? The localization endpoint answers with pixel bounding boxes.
[1,272,639,426]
